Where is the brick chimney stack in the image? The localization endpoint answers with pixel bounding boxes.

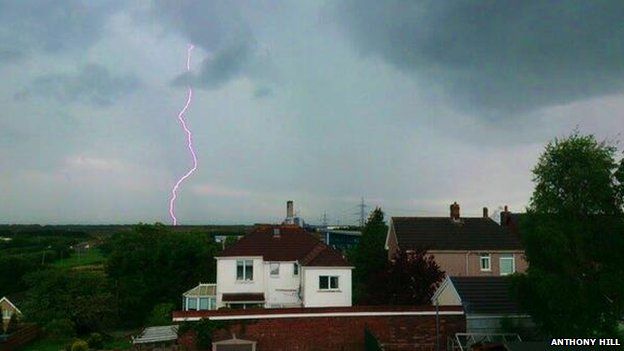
[450,202,460,220]
[483,207,489,218]
[500,205,510,226]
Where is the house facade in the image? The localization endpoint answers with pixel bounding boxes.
[385,203,527,277]
[215,225,352,309]
[1,297,22,332]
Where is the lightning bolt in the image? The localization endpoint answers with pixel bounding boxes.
[168,44,197,225]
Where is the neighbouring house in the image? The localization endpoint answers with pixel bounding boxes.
[215,224,352,309]
[385,202,527,276]
[432,276,533,334]
[182,283,217,311]
[0,297,22,332]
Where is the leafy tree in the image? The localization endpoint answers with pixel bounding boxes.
[349,207,388,304]
[105,223,220,326]
[364,248,444,305]
[513,133,624,338]
[23,269,116,335]
[147,303,176,326]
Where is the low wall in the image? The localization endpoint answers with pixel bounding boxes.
[174,306,465,351]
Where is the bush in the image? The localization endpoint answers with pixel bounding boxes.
[45,319,75,339]
[71,339,89,351]
[87,332,104,349]
[147,303,176,326]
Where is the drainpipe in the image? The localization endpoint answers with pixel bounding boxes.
[435,299,440,351]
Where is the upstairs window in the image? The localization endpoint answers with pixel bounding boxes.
[480,254,491,271]
[319,275,339,290]
[270,263,280,277]
[293,263,299,276]
[236,260,254,281]
[500,254,516,275]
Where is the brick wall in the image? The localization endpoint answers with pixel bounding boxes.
[177,307,465,351]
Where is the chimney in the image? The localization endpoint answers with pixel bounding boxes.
[450,202,460,220]
[500,205,510,226]
[286,201,294,218]
[483,207,489,218]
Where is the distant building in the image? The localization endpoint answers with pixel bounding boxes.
[385,202,527,276]
[282,200,305,227]
[317,228,361,252]
[215,224,352,308]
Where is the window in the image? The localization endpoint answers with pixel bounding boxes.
[319,275,339,290]
[293,263,299,276]
[199,298,209,310]
[500,254,515,275]
[270,263,280,276]
[2,309,12,318]
[236,260,254,280]
[187,297,197,310]
[209,297,216,310]
[480,253,491,271]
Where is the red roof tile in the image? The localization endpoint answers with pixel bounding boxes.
[218,225,350,267]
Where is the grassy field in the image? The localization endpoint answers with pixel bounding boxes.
[52,249,105,269]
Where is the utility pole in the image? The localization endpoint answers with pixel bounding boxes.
[357,197,368,228]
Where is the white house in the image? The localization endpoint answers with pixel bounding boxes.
[215,225,353,309]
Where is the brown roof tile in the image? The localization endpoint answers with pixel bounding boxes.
[218,225,350,267]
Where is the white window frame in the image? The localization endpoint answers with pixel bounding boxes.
[236,259,254,281]
[270,263,280,277]
[499,254,516,276]
[319,275,340,291]
[480,253,491,271]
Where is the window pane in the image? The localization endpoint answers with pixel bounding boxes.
[199,298,209,310]
[237,260,244,280]
[500,255,514,275]
[245,260,253,280]
[319,276,329,289]
[209,298,216,309]
[330,276,339,289]
[188,297,197,309]
[270,263,280,276]
[293,263,299,275]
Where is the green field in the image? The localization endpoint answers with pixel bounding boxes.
[52,249,105,269]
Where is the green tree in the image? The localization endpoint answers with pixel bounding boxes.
[350,207,388,304]
[147,303,176,326]
[23,269,117,336]
[105,223,220,326]
[513,133,624,338]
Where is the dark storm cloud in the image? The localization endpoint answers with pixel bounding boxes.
[17,64,140,107]
[151,0,256,90]
[0,0,121,56]
[337,0,624,115]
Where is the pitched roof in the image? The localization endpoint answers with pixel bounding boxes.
[183,283,216,297]
[391,217,523,251]
[449,276,522,315]
[218,225,351,267]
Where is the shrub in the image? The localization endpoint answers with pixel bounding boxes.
[147,303,176,326]
[87,332,104,349]
[45,319,75,339]
[71,339,89,351]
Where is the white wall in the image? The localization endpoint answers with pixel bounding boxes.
[216,257,264,307]
[301,267,352,307]
[264,261,302,307]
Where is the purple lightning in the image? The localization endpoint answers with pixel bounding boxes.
[168,44,197,225]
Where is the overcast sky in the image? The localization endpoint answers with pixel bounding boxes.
[1,1,623,225]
